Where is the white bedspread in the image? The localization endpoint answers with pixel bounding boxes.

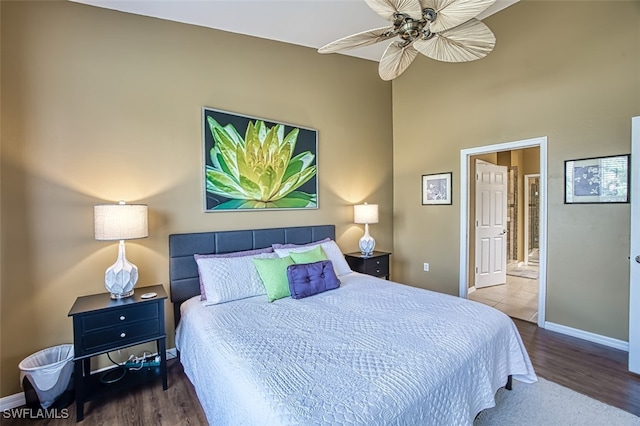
[176,273,536,425]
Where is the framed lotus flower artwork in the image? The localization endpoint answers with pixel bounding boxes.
[202,108,318,211]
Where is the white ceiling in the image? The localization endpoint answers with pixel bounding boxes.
[70,0,519,62]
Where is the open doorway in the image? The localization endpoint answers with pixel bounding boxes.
[459,137,547,328]
[469,152,539,322]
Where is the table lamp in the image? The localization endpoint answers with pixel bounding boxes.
[94,201,148,299]
[354,203,378,256]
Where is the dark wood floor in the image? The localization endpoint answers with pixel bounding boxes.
[4,320,640,424]
[1,358,208,425]
[514,319,640,417]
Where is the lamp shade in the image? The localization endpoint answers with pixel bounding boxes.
[354,203,379,225]
[94,202,148,241]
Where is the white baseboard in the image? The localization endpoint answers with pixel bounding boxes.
[0,347,178,412]
[545,322,629,351]
[468,286,476,294]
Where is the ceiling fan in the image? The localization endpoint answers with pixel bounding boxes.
[318,0,497,81]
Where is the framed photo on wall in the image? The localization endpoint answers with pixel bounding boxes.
[202,107,318,212]
[422,172,452,205]
[564,154,630,204]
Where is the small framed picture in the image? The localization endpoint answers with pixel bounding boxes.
[422,172,452,205]
[564,154,630,204]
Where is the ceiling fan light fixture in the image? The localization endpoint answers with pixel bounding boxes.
[318,0,497,80]
[422,7,437,22]
[421,29,435,41]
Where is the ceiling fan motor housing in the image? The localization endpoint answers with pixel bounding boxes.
[399,20,422,41]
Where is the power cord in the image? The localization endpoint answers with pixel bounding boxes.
[100,350,128,384]
[106,350,131,367]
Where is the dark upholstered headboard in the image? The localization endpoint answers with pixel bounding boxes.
[168,224,335,325]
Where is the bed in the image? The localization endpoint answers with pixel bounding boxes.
[169,225,536,425]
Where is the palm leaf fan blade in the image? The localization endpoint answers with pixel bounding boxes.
[413,19,495,62]
[365,0,423,21]
[318,26,395,54]
[378,42,419,81]
[419,0,496,33]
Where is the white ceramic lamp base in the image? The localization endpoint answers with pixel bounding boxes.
[105,240,138,299]
[359,223,376,257]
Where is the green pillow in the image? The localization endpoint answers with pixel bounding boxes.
[253,256,295,302]
[289,245,328,264]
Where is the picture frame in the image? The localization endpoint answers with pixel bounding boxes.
[422,172,453,205]
[202,107,318,212]
[564,154,630,204]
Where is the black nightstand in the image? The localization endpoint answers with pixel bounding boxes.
[68,284,168,422]
[345,251,391,279]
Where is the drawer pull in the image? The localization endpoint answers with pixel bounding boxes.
[376,269,380,273]
[376,261,380,265]
[120,332,126,338]
[120,316,126,321]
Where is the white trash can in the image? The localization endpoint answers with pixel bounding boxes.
[19,344,74,409]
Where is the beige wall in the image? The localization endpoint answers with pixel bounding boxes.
[393,0,638,341]
[0,1,393,396]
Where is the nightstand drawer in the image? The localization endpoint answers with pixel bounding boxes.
[82,303,158,332]
[82,319,160,353]
[364,256,389,276]
[344,251,391,279]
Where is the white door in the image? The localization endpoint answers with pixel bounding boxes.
[475,160,508,288]
[629,116,640,373]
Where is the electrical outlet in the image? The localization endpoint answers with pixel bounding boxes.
[423,263,429,272]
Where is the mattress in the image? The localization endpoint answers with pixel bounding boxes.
[176,272,537,425]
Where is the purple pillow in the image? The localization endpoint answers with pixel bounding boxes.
[194,247,274,300]
[272,237,331,250]
[286,260,340,299]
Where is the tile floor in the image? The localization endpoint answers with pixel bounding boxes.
[468,273,539,323]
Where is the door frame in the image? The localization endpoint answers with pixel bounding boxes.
[629,116,639,373]
[459,137,548,328]
[524,173,540,266]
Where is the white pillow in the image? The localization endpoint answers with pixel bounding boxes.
[195,252,276,305]
[273,240,352,276]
